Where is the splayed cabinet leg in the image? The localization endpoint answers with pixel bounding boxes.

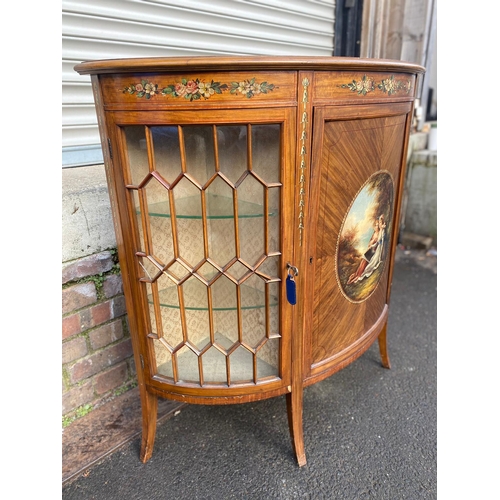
[286,391,306,467]
[139,390,158,463]
[378,322,391,369]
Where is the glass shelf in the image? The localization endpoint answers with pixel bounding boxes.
[149,278,278,311]
[157,333,278,382]
[142,194,276,219]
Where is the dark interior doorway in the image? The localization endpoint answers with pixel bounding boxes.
[334,0,364,57]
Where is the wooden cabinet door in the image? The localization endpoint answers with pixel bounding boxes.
[106,107,297,400]
[304,101,413,384]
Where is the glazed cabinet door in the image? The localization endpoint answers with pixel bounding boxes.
[304,101,413,383]
[107,108,296,399]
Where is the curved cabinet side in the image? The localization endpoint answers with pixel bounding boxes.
[305,101,414,382]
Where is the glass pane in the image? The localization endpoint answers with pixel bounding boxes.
[238,175,265,266]
[196,261,220,282]
[137,255,162,282]
[205,175,234,217]
[185,308,210,350]
[144,177,170,217]
[124,126,149,185]
[268,187,280,254]
[154,339,172,377]
[207,220,235,268]
[229,345,254,382]
[153,273,183,347]
[268,281,280,335]
[160,305,184,349]
[210,275,237,310]
[241,307,266,348]
[145,282,158,336]
[160,275,205,309]
[256,255,279,280]
[148,215,174,267]
[151,126,182,184]
[237,171,263,205]
[201,346,228,383]
[132,190,145,253]
[256,338,279,378]
[213,309,239,346]
[239,216,264,267]
[127,120,283,386]
[183,126,216,186]
[174,178,204,266]
[175,345,200,383]
[144,179,174,265]
[205,176,236,267]
[173,174,201,209]
[217,125,247,183]
[252,124,281,184]
[241,273,266,308]
[226,260,252,282]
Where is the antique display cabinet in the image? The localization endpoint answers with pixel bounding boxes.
[74,56,425,466]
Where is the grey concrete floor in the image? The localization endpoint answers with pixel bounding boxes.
[62,248,437,499]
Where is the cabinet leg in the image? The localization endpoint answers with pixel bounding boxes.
[139,389,158,463]
[378,323,391,369]
[286,392,307,467]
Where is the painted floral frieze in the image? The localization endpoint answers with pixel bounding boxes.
[123,80,160,99]
[229,78,276,98]
[123,77,277,100]
[340,75,411,96]
[162,78,228,100]
[378,75,412,95]
[340,75,376,95]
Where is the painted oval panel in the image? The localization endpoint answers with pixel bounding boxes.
[336,171,394,303]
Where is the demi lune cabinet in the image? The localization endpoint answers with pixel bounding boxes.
[75,56,425,466]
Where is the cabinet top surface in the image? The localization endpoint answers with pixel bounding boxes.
[74,56,425,76]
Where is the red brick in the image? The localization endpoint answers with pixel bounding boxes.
[94,362,129,395]
[103,274,123,298]
[62,337,88,364]
[111,295,127,318]
[62,282,97,314]
[88,319,124,350]
[91,300,112,326]
[62,314,81,340]
[62,380,94,415]
[69,339,133,383]
[79,308,92,331]
[62,251,114,285]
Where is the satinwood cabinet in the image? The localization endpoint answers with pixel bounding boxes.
[74,56,425,466]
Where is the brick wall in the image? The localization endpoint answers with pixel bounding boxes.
[62,250,137,419]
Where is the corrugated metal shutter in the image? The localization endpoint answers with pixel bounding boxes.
[62,0,335,167]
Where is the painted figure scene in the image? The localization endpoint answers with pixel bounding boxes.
[337,171,394,302]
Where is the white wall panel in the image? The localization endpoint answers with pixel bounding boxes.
[62,0,335,167]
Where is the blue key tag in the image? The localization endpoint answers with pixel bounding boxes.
[286,263,298,305]
[286,275,297,305]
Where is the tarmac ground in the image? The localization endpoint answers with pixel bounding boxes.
[62,247,437,499]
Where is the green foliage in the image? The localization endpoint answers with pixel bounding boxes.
[87,273,105,290]
[72,248,121,299]
[113,380,138,397]
[62,403,92,428]
[109,248,121,275]
[76,273,105,300]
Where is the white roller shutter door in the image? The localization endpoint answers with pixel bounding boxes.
[62,0,335,167]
